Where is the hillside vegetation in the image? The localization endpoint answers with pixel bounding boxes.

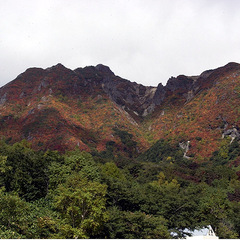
[0,140,240,238]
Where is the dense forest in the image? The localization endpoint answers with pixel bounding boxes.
[0,129,240,239]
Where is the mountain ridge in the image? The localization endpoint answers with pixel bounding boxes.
[0,62,240,157]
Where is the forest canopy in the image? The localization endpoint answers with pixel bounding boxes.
[0,138,240,239]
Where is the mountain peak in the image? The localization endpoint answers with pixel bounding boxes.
[95,64,114,75]
[225,62,239,67]
[54,63,65,68]
[46,63,70,72]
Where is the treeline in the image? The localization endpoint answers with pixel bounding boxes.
[0,138,240,238]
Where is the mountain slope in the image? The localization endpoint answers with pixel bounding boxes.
[0,62,240,161]
[148,62,240,160]
[0,63,153,152]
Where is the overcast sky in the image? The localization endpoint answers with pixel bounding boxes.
[1,0,240,87]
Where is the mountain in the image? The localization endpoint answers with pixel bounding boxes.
[0,62,240,162]
[1,62,240,239]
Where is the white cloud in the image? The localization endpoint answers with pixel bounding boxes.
[1,0,240,87]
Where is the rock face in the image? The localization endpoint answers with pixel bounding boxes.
[97,62,240,116]
[152,83,166,105]
[222,127,240,144]
[179,141,191,159]
[72,64,157,117]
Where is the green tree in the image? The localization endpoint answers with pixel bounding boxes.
[101,206,170,239]
[122,211,170,239]
[27,198,60,239]
[199,184,238,238]
[0,142,48,201]
[54,174,108,238]
[141,179,206,238]
[0,190,30,238]
[137,139,183,163]
[101,162,144,211]
[65,151,100,181]
[47,160,71,192]
[48,151,100,193]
